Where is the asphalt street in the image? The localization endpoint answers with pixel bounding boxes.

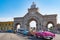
[0,33,60,40]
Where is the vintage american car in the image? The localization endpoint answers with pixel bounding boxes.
[35,30,55,40]
[6,30,14,33]
[17,28,29,35]
[22,30,29,35]
[17,28,24,34]
[28,30,36,36]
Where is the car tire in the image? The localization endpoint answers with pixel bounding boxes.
[44,38,53,40]
[36,36,39,38]
[35,35,38,38]
[36,36,42,38]
[50,38,53,40]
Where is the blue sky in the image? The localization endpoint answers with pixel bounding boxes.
[0,0,60,23]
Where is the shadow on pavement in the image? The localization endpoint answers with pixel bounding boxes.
[16,33,47,40]
[27,36,45,40]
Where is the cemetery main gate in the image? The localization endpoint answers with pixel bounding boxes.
[14,2,57,31]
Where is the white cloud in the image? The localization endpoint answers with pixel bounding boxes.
[0,18,14,22]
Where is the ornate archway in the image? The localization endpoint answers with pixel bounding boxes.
[46,21,55,31]
[29,20,36,31]
[26,18,40,31]
[14,2,57,32]
[15,23,20,31]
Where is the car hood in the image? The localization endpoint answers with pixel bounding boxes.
[43,31,54,34]
[43,31,55,37]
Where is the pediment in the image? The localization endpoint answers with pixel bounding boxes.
[24,12,43,18]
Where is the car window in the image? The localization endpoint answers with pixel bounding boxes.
[38,30,44,32]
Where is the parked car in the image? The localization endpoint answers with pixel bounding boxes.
[17,28,29,35]
[35,30,55,40]
[28,30,36,36]
[22,30,29,35]
[17,28,24,34]
[6,30,13,33]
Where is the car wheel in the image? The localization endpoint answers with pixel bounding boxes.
[46,37,53,40]
[35,35,38,38]
[36,36,39,38]
[49,38,53,40]
[36,36,42,38]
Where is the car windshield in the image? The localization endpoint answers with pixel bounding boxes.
[38,30,44,32]
[18,28,24,31]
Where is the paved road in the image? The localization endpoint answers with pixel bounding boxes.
[0,33,60,40]
[26,34,60,40]
[0,33,28,40]
[53,34,60,40]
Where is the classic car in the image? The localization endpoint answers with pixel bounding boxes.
[22,30,29,35]
[17,28,24,34]
[28,30,36,36]
[6,30,13,33]
[35,30,55,40]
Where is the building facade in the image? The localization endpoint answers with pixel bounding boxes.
[0,2,60,33]
[14,2,57,32]
[0,21,13,31]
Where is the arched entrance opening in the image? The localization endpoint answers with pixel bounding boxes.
[47,22,54,32]
[17,24,20,31]
[15,23,20,32]
[27,18,38,31]
[29,20,36,31]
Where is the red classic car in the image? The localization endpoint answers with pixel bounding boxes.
[28,30,36,36]
[35,30,55,40]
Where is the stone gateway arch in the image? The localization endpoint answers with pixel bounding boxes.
[14,2,57,32]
